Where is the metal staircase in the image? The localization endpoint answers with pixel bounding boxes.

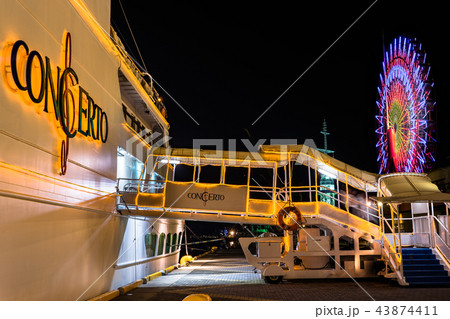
[402,248,450,286]
[377,174,450,286]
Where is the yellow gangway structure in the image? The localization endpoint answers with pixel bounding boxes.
[117,144,379,230]
[116,144,391,282]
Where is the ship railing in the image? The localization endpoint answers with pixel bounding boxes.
[110,27,168,119]
[117,178,165,194]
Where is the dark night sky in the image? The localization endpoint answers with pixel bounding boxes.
[110,0,450,174]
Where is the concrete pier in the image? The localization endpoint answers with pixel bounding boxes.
[113,249,450,301]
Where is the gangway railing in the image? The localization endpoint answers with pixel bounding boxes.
[378,205,407,285]
[117,178,165,193]
[117,179,378,214]
[116,178,381,238]
[431,203,450,267]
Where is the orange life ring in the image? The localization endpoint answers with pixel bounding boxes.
[277,206,302,231]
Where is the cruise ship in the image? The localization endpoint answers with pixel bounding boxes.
[0,0,183,300]
[2,1,450,302]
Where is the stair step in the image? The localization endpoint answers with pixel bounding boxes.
[401,248,432,253]
[405,276,450,283]
[403,270,448,277]
[402,252,433,257]
[403,258,441,265]
[396,248,450,286]
[403,264,444,271]
[403,254,435,259]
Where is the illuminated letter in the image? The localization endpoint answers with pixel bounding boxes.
[100,110,108,143]
[58,67,78,138]
[10,40,29,91]
[90,104,100,140]
[25,50,45,103]
[77,86,90,136]
[43,56,61,120]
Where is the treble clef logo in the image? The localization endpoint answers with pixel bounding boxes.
[59,32,76,175]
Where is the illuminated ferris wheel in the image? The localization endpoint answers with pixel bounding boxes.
[376,36,435,174]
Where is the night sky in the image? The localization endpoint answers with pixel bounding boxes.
[111,0,450,174]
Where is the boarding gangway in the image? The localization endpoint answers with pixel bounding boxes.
[117,145,378,227]
[116,145,390,281]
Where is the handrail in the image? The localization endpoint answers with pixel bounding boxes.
[379,214,405,285]
[110,27,168,119]
[435,231,450,250]
[432,214,450,265]
[433,214,449,233]
[381,232,407,285]
[382,216,401,248]
[117,178,166,194]
[434,233,450,267]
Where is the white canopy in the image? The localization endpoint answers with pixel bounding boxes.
[149,145,379,192]
[374,173,450,203]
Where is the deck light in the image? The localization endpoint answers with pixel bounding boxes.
[160,159,180,164]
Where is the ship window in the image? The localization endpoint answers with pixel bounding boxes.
[157,233,165,255]
[165,233,173,254]
[174,164,194,182]
[172,233,178,252]
[291,164,315,202]
[249,167,273,200]
[250,168,273,187]
[199,165,221,183]
[117,146,146,181]
[347,185,366,218]
[178,232,183,249]
[225,166,248,185]
[276,166,287,188]
[291,164,315,186]
[145,233,158,257]
[318,169,337,206]
[149,172,164,194]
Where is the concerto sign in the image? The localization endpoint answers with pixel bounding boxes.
[2,33,108,175]
[164,182,248,212]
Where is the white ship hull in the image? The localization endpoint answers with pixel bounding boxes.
[0,0,182,300]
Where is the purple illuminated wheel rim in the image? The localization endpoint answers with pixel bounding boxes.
[376,36,435,174]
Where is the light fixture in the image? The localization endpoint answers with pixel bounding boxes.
[318,167,336,179]
[160,159,180,165]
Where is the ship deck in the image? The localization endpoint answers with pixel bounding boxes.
[112,249,450,301]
